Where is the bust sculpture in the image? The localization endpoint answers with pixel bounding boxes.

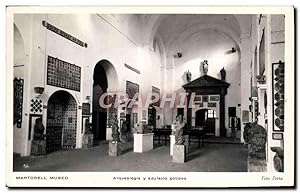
[174,115,185,145]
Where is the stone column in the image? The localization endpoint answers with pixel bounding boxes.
[240,34,252,143]
[219,91,226,137]
[186,91,192,127]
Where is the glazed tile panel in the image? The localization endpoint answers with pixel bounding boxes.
[272,62,284,132]
[47,55,81,92]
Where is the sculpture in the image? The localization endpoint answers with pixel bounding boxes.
[271,147,284,172]
[33,118,45,140]
[132,121,150,134]
[243,122,267,159]
[84,120,93,134]
[31,118,46,155]
[111,110,121,143]
[174,115,185,145]
[200,60,208,76]
[82,120,93,148]
[121,119,129,141]
[220,67,226,81]
[185,70,192,82]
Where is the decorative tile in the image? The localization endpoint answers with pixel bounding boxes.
[202,95,208,102]
[209,96,220,101]
[194,95,202,101]
[82,103,90,116]
[272,62,284,132]
[14,78,24,128]
[30,98,43,114]
[208,102,217,107]
[47,55,81,91]
[126,81,139,100]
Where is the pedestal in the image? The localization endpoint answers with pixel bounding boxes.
[31,140,46,156]
[172,144,186,163]
[184,135,189,154]
[106,127,112,141]
[133,133,154,153]
[82,133,94,148]
[170,135,175,155]
[109,141,122,156]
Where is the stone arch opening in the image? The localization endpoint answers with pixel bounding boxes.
[92,59,118,144]
[46,90,77,153]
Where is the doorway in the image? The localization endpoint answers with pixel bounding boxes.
[46,90,77,153]
[92,62,108,144]
[195,109,216,135]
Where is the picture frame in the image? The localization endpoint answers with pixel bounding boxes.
[272,133,283,140]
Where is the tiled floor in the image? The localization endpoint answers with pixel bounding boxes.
[13,142,248,172]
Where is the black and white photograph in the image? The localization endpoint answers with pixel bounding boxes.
[5,5,295,188]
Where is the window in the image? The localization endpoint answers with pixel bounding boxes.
[207,109,216,118]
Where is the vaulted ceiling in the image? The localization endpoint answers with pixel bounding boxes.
[144,14,252,67]
[98,14,252,66]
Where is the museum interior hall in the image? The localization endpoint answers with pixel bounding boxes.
[12,13,285,172]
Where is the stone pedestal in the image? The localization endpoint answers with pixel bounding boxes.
[133,133,154,153]
[31,140,46,156]
[184,135,189,154]
[109,141,122,156]
[235,130,241,141]
[82,133,94,148]
[172,144,186,163]
[106,127,112,141]
[248,157,267,172]
[170,135,175,155]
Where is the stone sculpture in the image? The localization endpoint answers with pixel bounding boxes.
[82,120,93,148]
[31,118,46,155]
[174,115,185,145]
[185,70,192,82]
[33,118,45,140]
[271,147,284,172]
[220,67,226,81]
[111,110,121,143]
[243,122,267,159]
[84,120,93,134]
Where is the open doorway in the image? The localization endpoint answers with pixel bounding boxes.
[92,61,109,144]
[195,109,216,135]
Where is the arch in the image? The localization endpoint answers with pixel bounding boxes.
[46,90,77,153]
[94,59,119,92]
[92,59,119,143]
[43,89,80,105]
